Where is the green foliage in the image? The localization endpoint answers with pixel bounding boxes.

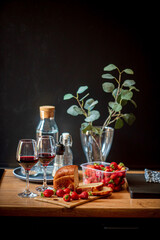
[63,63,139,134]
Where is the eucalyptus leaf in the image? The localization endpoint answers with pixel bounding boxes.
[63,93,74,100]
[85,110,100,122]
[129,86,140,92]
[121,90,133,100]
[108,101,122,112]
[103,64,117,71]
[67,105,83,116]
[101,73,115,79]
[81,122,92,133]
[89,100,98,110]
[123,69,134,74]
[84,98,94,110]
[122,113,136,125]
[130,99,137,108]
[112,88,118,98]
[115,118,124,129]
[102,82,115,93]
[77,86,88,94]
[123,80,135,87]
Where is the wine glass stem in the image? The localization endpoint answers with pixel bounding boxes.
[25,170,30,194]
[43,166,47,189]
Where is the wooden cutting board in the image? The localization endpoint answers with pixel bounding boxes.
[35,193,111,208]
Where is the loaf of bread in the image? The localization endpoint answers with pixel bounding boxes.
[53,165,79,190]
[91,186,112,196]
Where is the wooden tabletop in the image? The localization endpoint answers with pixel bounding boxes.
[0,169,160,218]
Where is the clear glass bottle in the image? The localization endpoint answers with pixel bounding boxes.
[60,132,73,166]
[36,105,59,143]
[36,106,58,173]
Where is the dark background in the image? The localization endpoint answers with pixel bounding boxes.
[0,0,159,169]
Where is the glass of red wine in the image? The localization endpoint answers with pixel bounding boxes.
[36,135,55,192]
[16,139,38,198]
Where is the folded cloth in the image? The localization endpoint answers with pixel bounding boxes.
[144,169,160,183]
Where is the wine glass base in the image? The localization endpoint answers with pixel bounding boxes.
[36,186,53,192]
[18,191,37,198]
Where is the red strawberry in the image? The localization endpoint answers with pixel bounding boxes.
[110,173,118,180]
[79,191,88,199]
[56,189,65,197]
[63,188,70,194]
[63,194,70,202]
[114,185,122,192]
[42,189,54,197]
[110,162,118,170]
[70,191,79,200]
[117,162,125,170]
[108,183,115,190]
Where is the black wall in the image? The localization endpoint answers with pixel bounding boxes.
[0,0,159,169]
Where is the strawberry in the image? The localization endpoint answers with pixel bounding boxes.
[110,173,118,180]
[110,162,118,170]
[108,183,115,190]
[63,194,70,202]
[114,185,122,192]
[79,191,88,199]
[70,191,79,200]
[105,166,112,172]
[117,162,125,170]
[42,189,54,197]
[56,189,65,197]
[63,188,70,194]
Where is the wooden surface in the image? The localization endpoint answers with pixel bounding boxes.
[0,169,160,218]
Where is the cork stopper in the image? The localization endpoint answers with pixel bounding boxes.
[39,105,55,119]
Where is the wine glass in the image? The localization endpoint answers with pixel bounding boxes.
[36,135,55,192]
[16,139,38,198]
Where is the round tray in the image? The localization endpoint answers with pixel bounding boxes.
[13,166,53,183]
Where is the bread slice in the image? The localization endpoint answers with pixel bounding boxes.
[91,186,113,196]
[53,165,79,190]
[77,182,103,192]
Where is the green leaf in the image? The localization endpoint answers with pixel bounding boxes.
[67,105,83,116]
[84,98,95,110]
[112,88,118,99]
[123,69,134,74]
[102,82,115,93]
[63,93,74,100]
[122,113,136,125]
[91,126,102,135]
[123,80,135,87]
[84,110,100,122]
[101,73,115,79]
[89,100,98,110]
[77,86,88,94]
[103,64,117,71]
[121,90,133,100]
[108,101,122,112]
[115,118,124,129]
[130,99,137,108]
[81,122,92,133]
[129,86,140,92]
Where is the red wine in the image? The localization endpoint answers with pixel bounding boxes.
[38,153,55,166]
[17,156,38,171]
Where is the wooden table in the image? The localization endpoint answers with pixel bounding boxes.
[0,169,160,218]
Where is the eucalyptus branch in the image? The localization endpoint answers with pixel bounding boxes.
[64,64,138,134]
